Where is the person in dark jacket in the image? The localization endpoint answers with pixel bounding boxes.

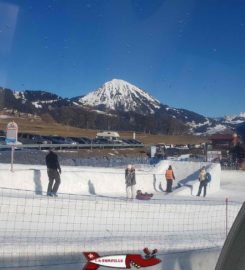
[125,164,136,199]
[165,165,175,193]
[46,148,61,197]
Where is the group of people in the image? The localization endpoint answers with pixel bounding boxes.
[165,165,210,197]
[124,164,175,199]
[45,148,210,199]
[125,164,210,199]
[45,150,138,199]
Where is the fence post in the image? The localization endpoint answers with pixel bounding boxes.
[11,145,14,172]
[225,197,228,237]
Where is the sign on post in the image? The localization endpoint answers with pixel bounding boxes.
[6,121,18,144]
[150,145,157,158]
[6,121,18,172]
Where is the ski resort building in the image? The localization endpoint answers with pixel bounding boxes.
[209,133,241,149]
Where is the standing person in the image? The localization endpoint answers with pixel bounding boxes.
[165,165,175,193]
[125,164,136,199]
[46,148,61,197]
[197,166,207,197]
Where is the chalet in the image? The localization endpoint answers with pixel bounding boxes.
[208,133,240,149]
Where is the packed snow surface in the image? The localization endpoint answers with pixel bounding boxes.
[0,160,244,270]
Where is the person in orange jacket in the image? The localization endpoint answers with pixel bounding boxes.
[165,165,175,193]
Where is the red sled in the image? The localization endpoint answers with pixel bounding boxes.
[136,190,153,200]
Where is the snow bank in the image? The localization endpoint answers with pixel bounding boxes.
[0,160,221,197]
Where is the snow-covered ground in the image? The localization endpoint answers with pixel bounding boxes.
[208,170,245,202]
[0,161,244,270]
[0,160,221,197]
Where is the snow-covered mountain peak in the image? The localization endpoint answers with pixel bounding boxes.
[224,112,245,124]
[79,79,161,114]
[104,78,132,89]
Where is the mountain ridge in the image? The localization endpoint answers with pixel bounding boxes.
[0,80,244,136]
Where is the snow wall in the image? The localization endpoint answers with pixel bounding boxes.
[0,160,221,196]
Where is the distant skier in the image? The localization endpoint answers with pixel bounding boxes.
[165,165,175,192]
[197,166,207,197]
[46,148,61,197]
[125,164,136,199]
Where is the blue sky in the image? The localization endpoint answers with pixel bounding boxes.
[0,0,244,117]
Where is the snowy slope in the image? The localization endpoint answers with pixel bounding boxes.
[207,113,245,135]
[15,90,64,109]
[223,113,245,125]
[187,112,245,135]
[78,79,161,114]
